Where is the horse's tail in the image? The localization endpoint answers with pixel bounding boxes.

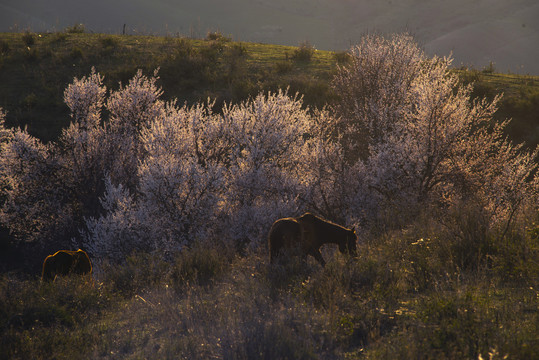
[268,220,283,264]
[268,218,300,263]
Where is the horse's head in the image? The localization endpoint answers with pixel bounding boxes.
[339,227,357,256]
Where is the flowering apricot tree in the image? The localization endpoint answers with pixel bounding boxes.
[333,33,538,228]
[0,34,536,263]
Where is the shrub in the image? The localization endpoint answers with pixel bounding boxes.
[70,46,83,59]
[99,36,118,48]
[0,127,70,245]
[64,23,85,34]
[332,33,539,231]
[59,71,335,261]
[51,32,67,43]
[483,61,496,74]
[292,41,315,62]
[22,31,35,46]
[173,38,195,57]
[228,42,247,57]
[205,31,231,42]
[160,42,213,87]
[199,40,223,61]
[458,68,481,85]
[275,60,293,74]
[1,33,537,270]
[229,78,258,101]
[0,40,9,54]
[333,51,351,64]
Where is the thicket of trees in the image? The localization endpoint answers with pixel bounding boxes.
[0,34,537,268]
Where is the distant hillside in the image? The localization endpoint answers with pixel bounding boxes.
[0,31,538,147]
[1,0,538,74]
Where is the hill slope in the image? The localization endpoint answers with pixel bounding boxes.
[1,0,538,74]
[0,31,538,147]
[0,31,337,141]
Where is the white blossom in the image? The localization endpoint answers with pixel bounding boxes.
[63,67,105,129]
[0,34,536,262]
[334,33,538,229]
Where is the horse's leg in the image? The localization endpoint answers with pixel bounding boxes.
[309,248,326,267]
[270,240,280,264]
[270,231,290,264]
[269,226,283,264]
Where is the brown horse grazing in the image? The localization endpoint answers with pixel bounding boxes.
[268,212,357,266]
[41,249,92,281]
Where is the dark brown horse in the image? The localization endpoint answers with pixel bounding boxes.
[41,249,92,281]
[268,212,357,266]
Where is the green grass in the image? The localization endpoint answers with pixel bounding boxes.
[456,68,539,148]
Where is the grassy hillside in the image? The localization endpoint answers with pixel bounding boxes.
[1,0,337,50]
[1,31,538,147]
[458,68,539,148]
[3,0,539,74]
[0,31,337,142]
[2,223,538,359]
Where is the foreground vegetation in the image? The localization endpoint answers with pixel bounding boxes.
[2,216,538,359]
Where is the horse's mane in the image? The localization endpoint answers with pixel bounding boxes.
[301,212,353,232]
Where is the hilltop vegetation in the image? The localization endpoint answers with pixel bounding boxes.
[0,31,336,142]
[0,32,538,359]
[0,31,538,146]
[3,0,539,74]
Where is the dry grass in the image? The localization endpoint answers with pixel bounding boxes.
[1,211,538,359]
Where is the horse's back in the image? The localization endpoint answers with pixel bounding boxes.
[41,249,92,281]
[268,218,301,245]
